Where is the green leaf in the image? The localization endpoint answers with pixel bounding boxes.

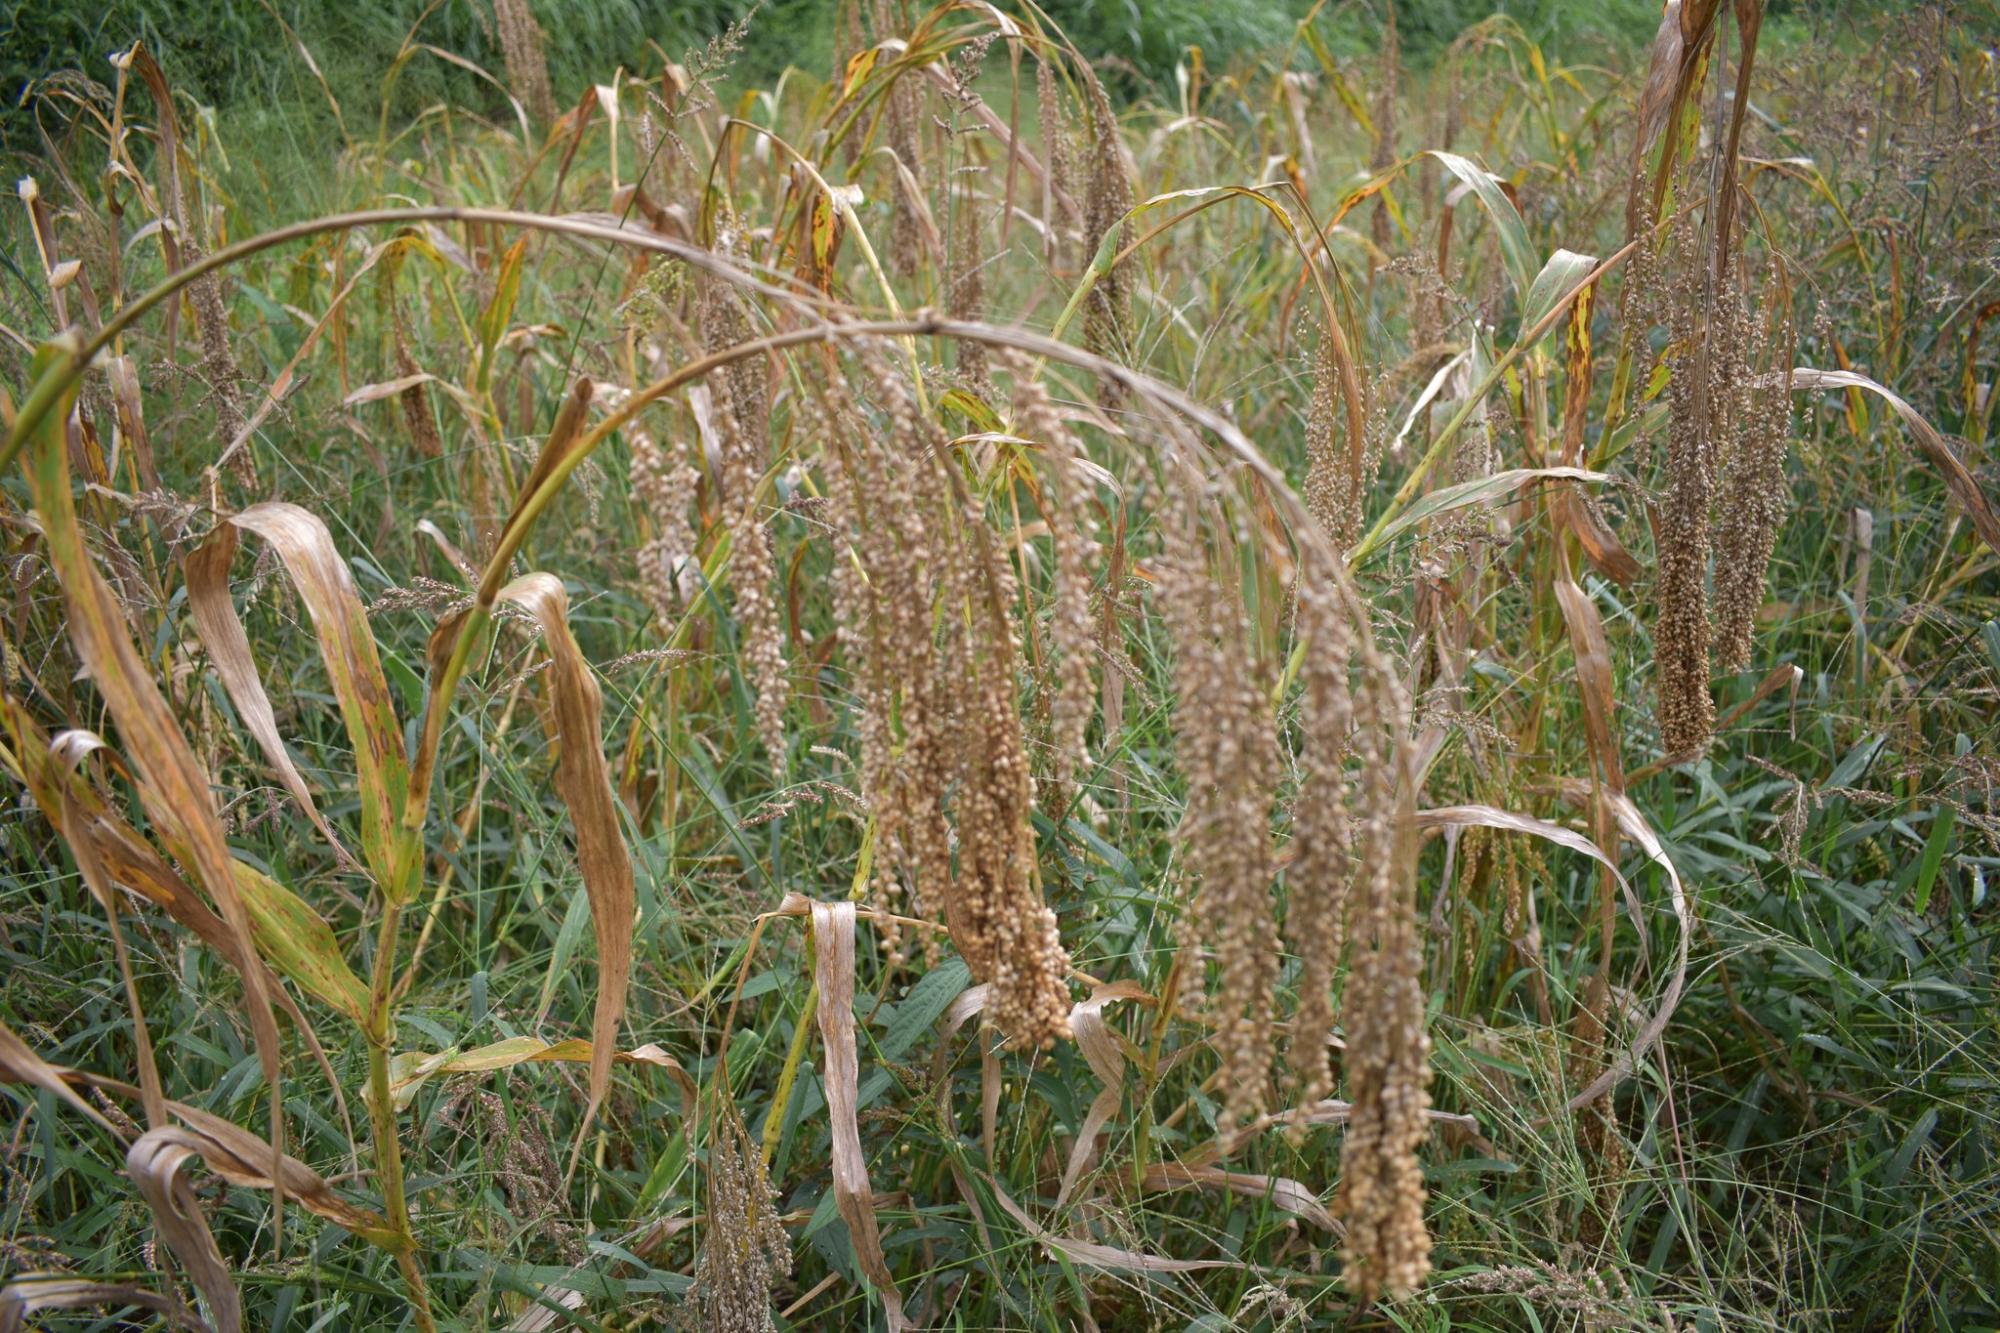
[1430,150,1537,301]
[232,861,369,1022]
[1362,466,1612,556]
[877,959,971,1064]
[1913,806,1955,914]
[1519,247,1598,339]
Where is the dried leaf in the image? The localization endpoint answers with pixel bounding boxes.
[0,1019,118,1137]
[1554,791,1692,1113]
[126,1130,241,1333]
[0,1275,202,1332]
[1552,577,1625,791]
[225,502,411,893]
[809,900,908,1332]
[1416,805,1648,961]
[1139,1162,1338,1232]
[129,1113,399,1333]
[186,521,358,869]
[495,574,635,1143]
[1784,367,2000,560]
[987,1179,1234,1273]
[16,341,285,1186]
[1055,980,1148,1208]
[49,731,169,1127]
[501,379,594,543]
[387,1036,692,1112]
[343,373,436,406]
[1368,467,1612,553]
[1556,490,1642,584]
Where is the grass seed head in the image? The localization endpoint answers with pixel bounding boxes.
[1286,564,1356,1104]
[1334,658,1431,1302]
[1713,278,1796,671]
[1082,72,1134,393]
[494,0,555,124]
[1160,467,1281,1123]
[1009,361,1096,816]
[692,1103,791,1333]
[631,428,699,622]
[1653,208,1718,761]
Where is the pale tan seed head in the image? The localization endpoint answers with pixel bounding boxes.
[493,0,555,125]
[1333,656,1431,1302]
[692,1100,791,1333]
[1712,270,1796,671]
[631,426,698,624]
[1007,359,1096,816]
[1158,462,1280,1124]
[1082,72,1134,394]
[1286,558,1356,1105]
[1652,208,1717,761]
[699,259,786,770]
[1037,55,1075,268]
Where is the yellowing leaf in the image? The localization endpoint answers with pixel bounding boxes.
[233,862,369,1023]
[495,573,635,1146]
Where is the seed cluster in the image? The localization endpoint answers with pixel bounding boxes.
[701,263,787,771]
[819,373,938,968]
[1082,73,1134,387]
[1652,208,1718,761]
[1158,467,1281,1125]
[1285,561,1355,1105]
[1334,656,1431,1302]
[631,427,699,624]
[692,1104,791,1333]
[822,350,1073,1047]
[948,186,990,391]
[1037,56,1075,268]
[493,0,554,125]
[1010,365,1097,817]
[1713,279,1796,671]
[875,0,925,278]
[1303,328,1353,544]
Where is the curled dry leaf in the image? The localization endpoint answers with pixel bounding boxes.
[387,1035,693,1113]
[809,900,908,1332]
[495,573,635,1146]
[0,1275,203,1332]
[222,502,411,892]
[1782,367,2000,560]
[127,1129,242,1333]
[128,1110,400,1333]
[186,520,359,871]
[1554,790,1693,1114]
[15,342,286,1188]
[1055,979,1149,1207]
[1417,805,1650,959]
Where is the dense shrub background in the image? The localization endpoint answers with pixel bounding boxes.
[5,0,1894,154]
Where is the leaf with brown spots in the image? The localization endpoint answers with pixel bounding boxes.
[494,573,634,1147]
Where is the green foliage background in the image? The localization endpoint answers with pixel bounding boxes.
[5,0,1880,155]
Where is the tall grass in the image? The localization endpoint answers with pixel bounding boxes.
[2,3,1997,1331]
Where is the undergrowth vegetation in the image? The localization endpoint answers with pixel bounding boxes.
[2,2,1998,1329]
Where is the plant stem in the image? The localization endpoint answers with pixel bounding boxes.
[364,900,434,1332]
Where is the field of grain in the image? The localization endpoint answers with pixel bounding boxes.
[2,3,1997,1329]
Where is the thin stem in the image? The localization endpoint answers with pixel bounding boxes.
[363,900,434,1331]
